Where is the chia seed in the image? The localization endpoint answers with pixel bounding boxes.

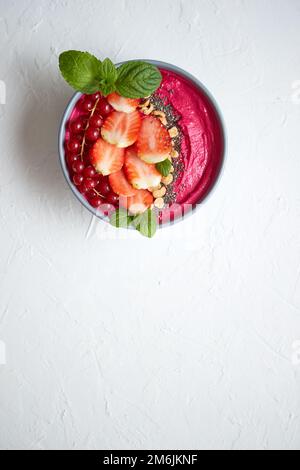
[149,93,184,207]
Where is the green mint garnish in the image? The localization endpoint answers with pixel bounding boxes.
[109,208,157,238]
[156,159,172,177]
[59,50,162,98]
[115,61,162,99]
[98,58,118,96]
[110,208,133,229]
[59,51,103,94]
[132,208,157,238]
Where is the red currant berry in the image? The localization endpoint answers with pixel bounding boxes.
[73,174,84,186]
[68,138,82,154]
[83,178,96,191]
[91,92,101,101]
[93,174,102,185]
[89,113,103,128]
[97,99,112,116]
[72,161,85,174]
[83,166,96,178]
[106,192,119,205]
[97,178,111,196]
[101,204,115,217]
[70,117,87,134]
[67,154,79,166]
[85,126,100,142]
[89,196,103,208]
[81,97,94,113]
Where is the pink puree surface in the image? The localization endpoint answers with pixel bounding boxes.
[157,69,224,207]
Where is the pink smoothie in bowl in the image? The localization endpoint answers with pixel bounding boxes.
[60,62,225,226]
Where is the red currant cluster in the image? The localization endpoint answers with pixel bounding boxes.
[65,94,119,210]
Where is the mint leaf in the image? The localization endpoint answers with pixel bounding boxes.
[110,208,133,229]
[156,159,172,177]
[98,58,118,96]
[59,50,102,94]
[116,61,162,99]
[133,209,157,238]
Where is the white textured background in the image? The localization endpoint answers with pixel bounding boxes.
[0,0,300,451]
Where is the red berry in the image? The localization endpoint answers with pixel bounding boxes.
[73,174,84,186]
[89,195,103,208]
[78,184,88,194]
[101,203,115,217]
[68,138,82,154]
[81,97,94,113]
[97,178,111,196]
[67,154,79,166]
[106,192,119,205]
[91,92,101,101]
[83,178,96,191]
[97,99,112,116]
[72,161,85,174]
[70,117,87,134]
[85,126,100,142]
[89,113,103,128]
[83,166,96,178]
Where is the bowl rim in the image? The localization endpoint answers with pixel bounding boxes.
[58,59,227,228]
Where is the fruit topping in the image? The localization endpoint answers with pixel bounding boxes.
[68,137,82,154]
[83,166,96,179]
[97,98,113,116]
[107,92,140,114]
[101,111,141,148]
[121,189,153,216]
[106,192,120,206]
[136,115,172,163]
[109,170,137,197]
[96,176,111,196]
[124,148,161,190]
[90,138,125,176]
[72,161,85,174]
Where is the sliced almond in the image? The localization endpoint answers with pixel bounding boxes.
[153,110,168,126]
[169,127,179,138]
[153,187,166,199]
[171,149,179,159]
[154,198,165,209]
[169,165,175,173]
[162,174,174,186]
[141,104,154,115]
[139,99,150,108]
[149,184,162,193]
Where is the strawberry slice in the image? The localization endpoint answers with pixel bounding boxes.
[90,138,124,176]
[124,147,162,190]
[101,111,141,148]
[121,189,154,216]
[136,115,172,163]
[109,169,137,197]
[107,92,140,114]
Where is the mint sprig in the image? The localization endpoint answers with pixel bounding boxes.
[116,61,162,99]
[156,159,172,177]
[110,208,133,229]
[110,208,157,238]
[59,50,162,98]
[59,51,102,94]
[98,58,118,96]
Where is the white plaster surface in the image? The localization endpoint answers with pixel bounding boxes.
[0,0,300,451]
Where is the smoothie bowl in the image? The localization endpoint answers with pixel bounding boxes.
[58,51,225,237]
